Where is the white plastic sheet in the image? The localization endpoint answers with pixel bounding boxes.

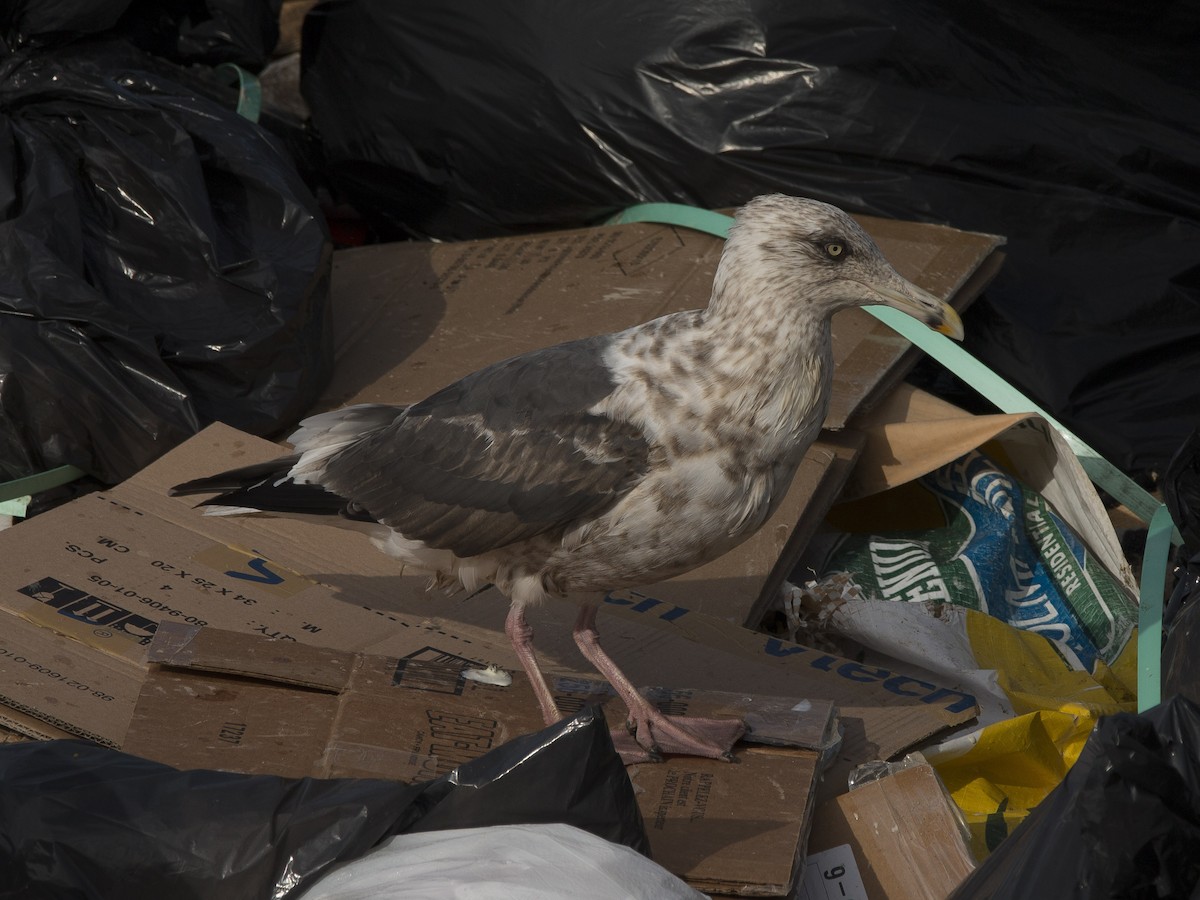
[304,823,705,900]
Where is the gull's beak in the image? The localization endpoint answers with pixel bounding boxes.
[867,275,965,341]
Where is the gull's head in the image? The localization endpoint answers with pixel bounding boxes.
[712,194,963,340]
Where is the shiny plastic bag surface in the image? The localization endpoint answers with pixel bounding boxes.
[949,695,1200,899]
[2,0,281,70]
[0,708,646,900]
[0,38,331,484]
[304,824,702,900]
[1163,429,1200,706]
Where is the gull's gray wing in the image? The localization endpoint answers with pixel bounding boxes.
[320,334,651,558]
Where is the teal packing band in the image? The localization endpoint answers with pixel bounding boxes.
[0,465,86,518]
[216,63,263,123]
[1137,505,1173,711]
[612,201,1177,711]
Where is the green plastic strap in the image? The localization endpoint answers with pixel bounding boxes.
[607,203,732,238]
[614,201,1177,708]
[1137,504,1173,712]
[0,465,86,518]
[216,63,263,123]
[863,306,1176,536]
[0,498,27,518]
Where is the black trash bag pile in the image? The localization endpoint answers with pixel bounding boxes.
[949,695,1200,899]
[0,37,331,485]
[300,0,1200,476]
[0,709,647,900]
[0,0,129,38]
[1162,428,1200,706]
[2,0,282,70]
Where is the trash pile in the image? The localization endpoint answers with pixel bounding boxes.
[2,3,1197,899]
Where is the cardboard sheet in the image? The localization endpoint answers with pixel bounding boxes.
[807,761,977,899]
[318,215,1004,433]
[0,422,974,753]
[629,747,821,896]
[0,421,978,756]
[123,623,834,895]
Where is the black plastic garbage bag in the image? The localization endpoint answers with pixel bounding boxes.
[0,1,131,38]
[0,708,646,900]
[0,38,331,485]
[1164,428,1200,564]
[114,0,284,71]
[301,0,1200,475]
[2,0,282,71]
[1162,428,1200,706]
[949,695,1200,899]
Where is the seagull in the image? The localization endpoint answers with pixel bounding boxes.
[170,195,963,762]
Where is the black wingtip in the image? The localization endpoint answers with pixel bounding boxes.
[168,479,213,497]
[167,456,301,498]
[169,455,353,519]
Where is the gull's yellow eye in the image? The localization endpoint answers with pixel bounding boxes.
[825,242,845,258]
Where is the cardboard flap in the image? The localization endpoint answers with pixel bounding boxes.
[148,622,355,691]
[842,384,1036,499]
[124,625,829,895]
[0,417,977,760]
[840,383,1135,591]
[630,747,821,896]
[320,217,1004,435]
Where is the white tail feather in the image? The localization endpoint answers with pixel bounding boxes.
[287,403,407,485]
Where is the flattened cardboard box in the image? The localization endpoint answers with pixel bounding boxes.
[124,623,834,895]
[319,215,1004,433]
[124,622,840,776]
[124,623,549,782]
[0,422,977,756]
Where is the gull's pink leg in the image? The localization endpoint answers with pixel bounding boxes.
[505,602,563,726]
[572,602,744,762]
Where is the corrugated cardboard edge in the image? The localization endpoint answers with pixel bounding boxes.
[148,621,357,691]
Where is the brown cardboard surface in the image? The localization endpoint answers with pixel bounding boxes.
[807,762,977,900]
[0,420,977,756]
[0,213,996,760]
[123,623,546,782]
[123,623,829,895]
[0,614,143,746]
[317,216,1004,432]
[0,721,41,744]
[629,747,821,896]
[0,212,1001,896]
